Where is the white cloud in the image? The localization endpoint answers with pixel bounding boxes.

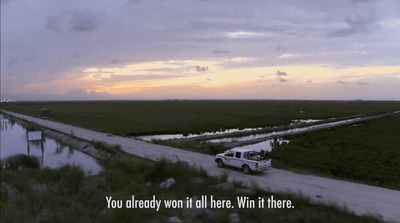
[1,0,399,100]
[228,31,257,38]
[230,57,254,63]
[278,54,295,59]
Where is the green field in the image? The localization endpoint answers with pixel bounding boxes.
[1,100,398,221]
[2,100,400,189]
[2,100,400,136]
[271,112,400,190]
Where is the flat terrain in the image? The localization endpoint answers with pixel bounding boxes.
[271,112,400,190]
[3,110,400,223]
[3,100,400,136]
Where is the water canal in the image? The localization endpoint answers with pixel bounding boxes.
[136,113,395,153]
[0,114,102,175]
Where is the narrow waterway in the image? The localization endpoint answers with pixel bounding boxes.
[207,117,362,143]
[137,112,398,152]
[0,114,102,175]
[137,117,365,143]
[229,138,290,152]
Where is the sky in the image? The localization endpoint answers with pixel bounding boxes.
[1,0,400,101]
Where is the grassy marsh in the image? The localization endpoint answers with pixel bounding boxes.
[1,154,383,222]
[2,100,400,136]
[270,113,400,190]
[2,100,400,190]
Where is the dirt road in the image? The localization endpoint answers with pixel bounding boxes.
[3,110,400,222]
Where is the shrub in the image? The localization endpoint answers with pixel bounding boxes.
[3,154,40,170]
[26,122,41,131]
[57,165,85,194]
[93,141,122,155]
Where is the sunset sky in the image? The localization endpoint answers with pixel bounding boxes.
[1,0,399,101]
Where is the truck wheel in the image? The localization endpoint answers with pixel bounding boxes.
[217,159,224,168]
[243,165,251,174]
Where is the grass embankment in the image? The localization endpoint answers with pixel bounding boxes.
[2,100,400,136]
[271,113,400,190]
[1,154,382,222]
[153,139,227,155]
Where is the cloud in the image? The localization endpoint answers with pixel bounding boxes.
[110,57,120,64]
[71,52,80,59]
[69,8,106,32]
[278,77,288,82]
[103,74,184,82]
[358,81,369,85]
[228,31,257,38]
[0,0,11,5]
[45,8,106,33]
[3,0,400,101]
[46,14,65,32]
[338,80,345,84]
[7,58,18,69]
[352,0,376,3]
[278,54,295,59]
[128,0,142,4]
[212,49,231,54]
[64,88,111,100]
[230,57,252,63]
[92,71,114,80]
[276,70,288,76]
[195,65,208,72]
[328,14,378,37]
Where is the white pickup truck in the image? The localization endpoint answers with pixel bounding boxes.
[215,148,271,174]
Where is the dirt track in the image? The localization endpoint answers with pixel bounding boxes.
[2,110,400,223]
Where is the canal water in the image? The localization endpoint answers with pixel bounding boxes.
[230,138,290,152]
[207,117,362,143]
[137,117,369,153]
[136,127,264,142]
[0,114,102,175]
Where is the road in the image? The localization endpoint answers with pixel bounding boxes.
[2,110,400,223]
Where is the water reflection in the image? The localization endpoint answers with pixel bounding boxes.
[137,127,264,142]
[207,117,361,143]
[231,138,290,152]
[1,114,102,175]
